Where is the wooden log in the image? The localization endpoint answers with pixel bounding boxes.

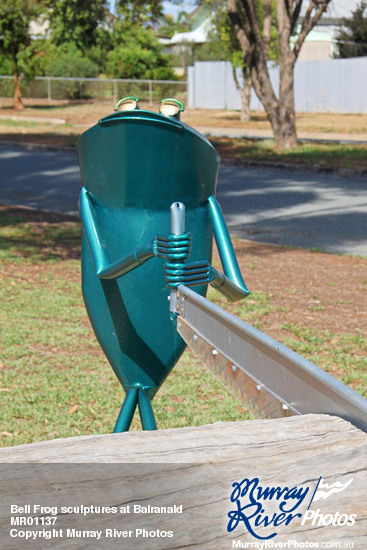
[0,414,366,549]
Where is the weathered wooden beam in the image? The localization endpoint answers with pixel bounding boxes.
[0,415,366,548]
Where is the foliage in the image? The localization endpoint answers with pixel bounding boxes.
[158,12,191,38]
[42,43,100,78]
[106,25,175,80]
[335,1,367,58]
[204,0,278,66]
[0,0,181,87]
[0,0,48,108]
[0,0,45,78]
[47,0,109,53]
[115,0,164,23]
[0,56,13,76]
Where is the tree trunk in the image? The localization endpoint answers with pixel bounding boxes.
[232,65,252,122]
[240,70,252,122]
[276,3,298,150]
[251,62,298,149]
[13,69,24,111]
[277,77,298,149]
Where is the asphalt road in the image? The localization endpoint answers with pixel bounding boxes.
[0,144,366,256]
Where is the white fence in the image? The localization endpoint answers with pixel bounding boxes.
[0,76,187,105]
[188,57,367,114]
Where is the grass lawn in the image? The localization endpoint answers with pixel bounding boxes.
[0,210,251,447]
[1,207,366,447]
[211,137,367,171]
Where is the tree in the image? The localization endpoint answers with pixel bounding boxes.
[159,11,190,38]
[105,1,176,80]
[202,1,278,122]
[335,1,367,58]
[115,0,164,24]
[227,0,331,148]
[0,0,44,110]
[43,43,100,78]
[202,2,253,121]
[105,24,175,80]
[48,0,108,53]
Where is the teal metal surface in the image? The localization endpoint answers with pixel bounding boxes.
[138,391,158,431]
[208,197,250,302]
[78,101,249,432]
[113,388,138,433]
[165,197,250,302]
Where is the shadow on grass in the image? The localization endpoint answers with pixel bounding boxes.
[0,205,81,261]
[0,133,78,147]
[210,137,367,171]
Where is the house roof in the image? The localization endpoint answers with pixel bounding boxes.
[170,16,212,45]
[169,5,213,45]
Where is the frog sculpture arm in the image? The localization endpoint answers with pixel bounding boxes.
[79,187,192,276]
[80,188,249,301]
[165,196,250,302]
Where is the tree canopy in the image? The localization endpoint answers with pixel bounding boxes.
[47,0,108,52]
[0,0,45,109]
[335,0,367,58]
[115,0,164,24]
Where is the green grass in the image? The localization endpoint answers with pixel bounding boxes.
[0,211,251,447]
[211,137,367,171]
[0,210,365,447]
[281,324,367,397]
[0,218,81,262]
[0,118,60,128]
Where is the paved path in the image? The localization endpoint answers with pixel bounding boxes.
[217,163,367,256]
[0,144,366,256]
[0,144,79,214]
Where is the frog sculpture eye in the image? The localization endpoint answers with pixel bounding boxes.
[114,96,140,111]
[159,98,185,120]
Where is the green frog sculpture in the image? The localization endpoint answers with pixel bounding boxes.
[78,97,249,432]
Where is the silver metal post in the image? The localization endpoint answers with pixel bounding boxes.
[170,202,185,235]
[47,78,51,102]
[169,202,185,317]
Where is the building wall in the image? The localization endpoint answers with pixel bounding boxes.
[188,58,367,114]
[298,41,332,61]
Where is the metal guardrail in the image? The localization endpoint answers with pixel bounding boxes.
[0,76,187,104]
[171,284,367,433]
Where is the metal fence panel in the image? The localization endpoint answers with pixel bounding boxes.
[0,76,187,105]
[188,57,367,114]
